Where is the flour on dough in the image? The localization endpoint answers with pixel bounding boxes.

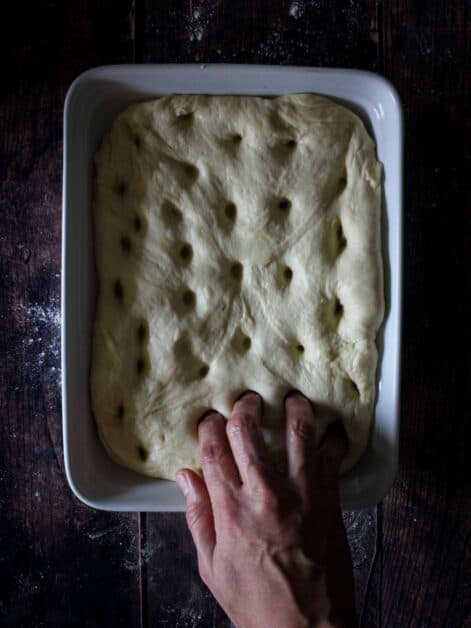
[91,94,384,479]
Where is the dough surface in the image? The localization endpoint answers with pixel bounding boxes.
[91,94,384,479]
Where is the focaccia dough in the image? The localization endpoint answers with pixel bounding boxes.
[91,94,383,479]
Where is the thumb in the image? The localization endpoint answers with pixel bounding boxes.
[176,470,215,579]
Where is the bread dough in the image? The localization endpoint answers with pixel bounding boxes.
[91,94,383,479]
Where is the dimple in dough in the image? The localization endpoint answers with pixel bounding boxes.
[91,93,384,480]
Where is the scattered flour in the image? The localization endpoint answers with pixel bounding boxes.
[187,1,218,43]
[16,297,61,385]
[343,510,375,568]
[289,1,305,19]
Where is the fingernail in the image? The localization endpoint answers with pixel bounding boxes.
[175,471,190,496]
[284,389,307,402]
[197,409,220,426]
[235,389,261,402]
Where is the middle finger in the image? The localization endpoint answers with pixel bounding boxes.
[285,392,317,510]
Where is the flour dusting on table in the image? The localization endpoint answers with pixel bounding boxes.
[187,1,218,42]
[16,297,61,386]
[343,510,375,568]
[289,1,305,19]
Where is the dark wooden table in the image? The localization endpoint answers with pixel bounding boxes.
[1,2,470,626]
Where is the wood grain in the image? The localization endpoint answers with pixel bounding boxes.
[379,1,471,627]
[140,0,379,67]
[143,514,232,627]
[0,2,141,627]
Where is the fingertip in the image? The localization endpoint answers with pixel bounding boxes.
[197,410,225,438]
[284,390,314,419]
[235,389,262,402]
[284,388,306,402]
[198,409,223,425]
[232,390,263,420]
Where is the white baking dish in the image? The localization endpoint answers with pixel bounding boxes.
[62,65,402,511]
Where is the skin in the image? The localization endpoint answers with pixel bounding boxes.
[176,391,357,628]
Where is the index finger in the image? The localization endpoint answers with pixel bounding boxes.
[226,391,271,494]
[198,411,241,500]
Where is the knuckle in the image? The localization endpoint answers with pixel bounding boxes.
[290,417,314,442]
[218,492,239,521]
[262,491,280,514]
[186,501,205,531]
[253,477,280,512]
[227,411,257,436]
[200,440,230,465]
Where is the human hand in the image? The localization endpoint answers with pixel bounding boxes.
[176,391,356,628]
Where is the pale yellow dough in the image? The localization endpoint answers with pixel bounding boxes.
[91,94,384,479]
